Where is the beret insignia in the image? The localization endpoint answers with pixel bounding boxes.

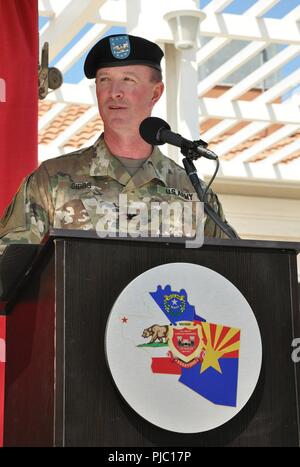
[109,35,131,60]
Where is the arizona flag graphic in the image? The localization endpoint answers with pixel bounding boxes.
[180,322,240,407]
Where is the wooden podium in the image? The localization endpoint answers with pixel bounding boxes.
[0,232,299,447]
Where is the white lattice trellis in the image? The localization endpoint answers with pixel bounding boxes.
[38,0,300,182]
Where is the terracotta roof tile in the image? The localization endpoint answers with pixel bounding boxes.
[38,101,54,118]
[203,85,281,103]
[257,130,300,164]
[39,104,90,144]
[65,116,103,148]
[38,89,299,165]
[199,120,287,162]
[223,124,283,161]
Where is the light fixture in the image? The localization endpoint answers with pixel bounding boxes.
[164,9,206,50]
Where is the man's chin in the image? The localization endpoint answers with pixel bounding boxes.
[107,118,134,131]
[110,123,130,132]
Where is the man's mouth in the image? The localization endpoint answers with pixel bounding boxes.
[109,105,127,110]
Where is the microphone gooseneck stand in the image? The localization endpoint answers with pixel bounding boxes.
[180,140,240,240]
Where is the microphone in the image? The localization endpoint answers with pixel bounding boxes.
[139,117,218,160]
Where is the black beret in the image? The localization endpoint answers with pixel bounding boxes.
[84,34,164,78]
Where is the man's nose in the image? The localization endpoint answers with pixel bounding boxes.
[110,82,124,99]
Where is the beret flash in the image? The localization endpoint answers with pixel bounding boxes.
[84,34,164,78]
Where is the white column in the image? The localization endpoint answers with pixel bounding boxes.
[164,43,180,162]
[177,47,199,141]
[165,46,199,165]
[152,42,167,122]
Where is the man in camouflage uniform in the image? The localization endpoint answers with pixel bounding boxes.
[0,34,229,252]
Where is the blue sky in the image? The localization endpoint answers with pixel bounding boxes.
[39,0,300,85]
[200,0,300,16]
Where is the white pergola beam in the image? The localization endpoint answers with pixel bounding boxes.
[39,0,107,61]
[201,119,239,142]
[213,121,270,157]
[46,83,97,106]
[200,14,300,45]
[276,158,300,183]
[201,45,300,148]
[255,68,300,103]
[55,23,110,74]
[221,45,300,101]
[200,65,300,142]
[198,42,265,96]
[92,0,127,25]
[263,138,300,165]
[197,37,230,64]
[38,0,72,17]
[37,0,300,182]
[284,5,300,21]
[212,120,299,161]
[202,0,233,14]
[244,0,280,17]
[231,124,300,163]
[199,99,300,125]
[38,103,68,131]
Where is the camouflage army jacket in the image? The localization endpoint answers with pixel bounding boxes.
[0,135,227,249]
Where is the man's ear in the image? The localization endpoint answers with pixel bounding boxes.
[151,82,164,105]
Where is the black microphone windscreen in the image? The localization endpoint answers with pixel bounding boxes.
[139,117,170,145]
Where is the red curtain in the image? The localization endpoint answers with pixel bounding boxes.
[0,0,38,446]
[0,0,38,216]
